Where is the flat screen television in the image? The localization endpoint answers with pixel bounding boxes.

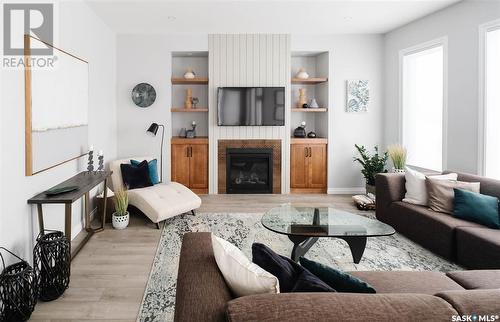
[217,87,285,126]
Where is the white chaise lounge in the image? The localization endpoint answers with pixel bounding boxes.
[109,157,201,227]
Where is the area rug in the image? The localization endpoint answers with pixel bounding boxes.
[137,211,461,322]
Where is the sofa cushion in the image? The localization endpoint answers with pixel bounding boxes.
[299,257,376,293]
[387,201,482,259]
[349,271,464,294]
[226,293,458,322]
[448,171,500,200]
[131,158,159,185]
[174,232,233,322]
[403,168,457,206]
[453,188,500,229]
[456,226,500,269]
[128,182,201,223]
[211,235,279,297]
[120,160,153,189]
[426,178,480,214]
[435,289,500,316]
[251,243,334,293]
[446,270,500,289]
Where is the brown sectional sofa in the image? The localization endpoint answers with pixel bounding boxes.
[174,232,500,322]
[376,171,500,269]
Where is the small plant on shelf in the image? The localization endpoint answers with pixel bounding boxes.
[353,144,388,195]
[387,144,407,173]
[112,187,129,230]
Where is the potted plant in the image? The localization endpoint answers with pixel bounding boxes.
[387,144,407,173]
[353,144,388,195]
[112,187,129,229]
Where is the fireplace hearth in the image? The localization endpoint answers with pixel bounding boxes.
[226,148,273,194]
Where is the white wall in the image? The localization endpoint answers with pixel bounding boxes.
[292,35,384,192]
[384,0,500,174]
[116,34,208,182]
[0,1,116,262]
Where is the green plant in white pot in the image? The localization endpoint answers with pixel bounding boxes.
[112,187,129,229]
[387,144,407,173]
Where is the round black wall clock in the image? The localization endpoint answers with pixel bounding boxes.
[131,83,156,108]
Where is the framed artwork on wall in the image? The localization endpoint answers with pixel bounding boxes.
[346,80,369,112]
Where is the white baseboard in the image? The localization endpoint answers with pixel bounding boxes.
[327,187,365,195]
[71,207,98,241]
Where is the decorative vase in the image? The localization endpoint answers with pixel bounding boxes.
[392,168,406,173]
[293,122,307,138]
[183,68,195,79]
[309,98,319,108]
[366,184,376,196]
[295,68,309,80]
[298,88,307,108]
[112,211,129,230]
[307,131,317,138]
[185,88,193,109]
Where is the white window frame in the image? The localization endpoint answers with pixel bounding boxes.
[398,37,448,172]
[478,19,500,176]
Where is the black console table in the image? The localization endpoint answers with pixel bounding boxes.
[28,171,112,259]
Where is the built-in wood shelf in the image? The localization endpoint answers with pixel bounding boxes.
[291,77,328,84]
[291,137,328,144]
[171,108,209,112]
[171,77,208,84]
[291,108,327,112]
[171,136,208,144]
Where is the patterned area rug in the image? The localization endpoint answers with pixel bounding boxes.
[137,211,461,322]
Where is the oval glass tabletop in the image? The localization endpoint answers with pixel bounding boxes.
[261,204,395,238]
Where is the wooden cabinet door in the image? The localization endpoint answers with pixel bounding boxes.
[171,144,190,187]
[290,144,309,188]
[308,144,327,189]
[189,144,208,190]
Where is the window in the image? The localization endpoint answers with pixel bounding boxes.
[483,24,500,179]
[401,40,446,171]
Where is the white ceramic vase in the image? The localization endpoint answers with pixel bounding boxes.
[184,69,195,79]
[112,211,129,229]
[296,68,309,80]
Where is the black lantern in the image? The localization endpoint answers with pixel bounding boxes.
[33,231,70,301]
[0,247,37,322]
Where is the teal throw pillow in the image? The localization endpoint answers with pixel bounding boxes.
[299,257,376,293]
[453,188,499,229]
[131,159,159,185]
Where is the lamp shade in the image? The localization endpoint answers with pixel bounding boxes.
[147,123,159,136]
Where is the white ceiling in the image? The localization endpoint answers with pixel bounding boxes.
[86,0,462,35]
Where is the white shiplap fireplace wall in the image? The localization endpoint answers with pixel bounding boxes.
[208,34,291,194]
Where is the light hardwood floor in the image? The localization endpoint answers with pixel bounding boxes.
[30,194,359,322]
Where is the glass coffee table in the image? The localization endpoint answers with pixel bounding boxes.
[261,204,395,263]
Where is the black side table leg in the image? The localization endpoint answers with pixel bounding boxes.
[340,237,367,264]
[289,236,319,262]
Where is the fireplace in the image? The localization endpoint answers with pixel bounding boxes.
[226,148,273,194]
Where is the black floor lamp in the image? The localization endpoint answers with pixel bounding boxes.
[147,122,165,182]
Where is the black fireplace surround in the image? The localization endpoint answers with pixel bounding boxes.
[226,148,273,194]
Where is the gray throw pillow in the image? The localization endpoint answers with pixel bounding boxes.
[426,178,480,214]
